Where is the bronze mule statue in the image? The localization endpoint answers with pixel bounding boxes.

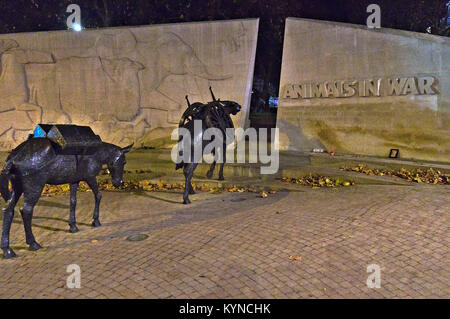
[176,87,241,204]
[0,136,132,259]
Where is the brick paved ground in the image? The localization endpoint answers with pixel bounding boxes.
[0,183,448,298]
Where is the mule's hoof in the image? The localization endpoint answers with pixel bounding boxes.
[183,198,191,204]
[28,242,42,251]
[69,224,79,233]
[206,171,213,179]
[2,247,17,259]
[92,220,102,227]
[218,176,225,181]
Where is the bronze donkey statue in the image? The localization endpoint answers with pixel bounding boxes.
[0,134,132,259]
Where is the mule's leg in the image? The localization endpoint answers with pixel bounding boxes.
[218,163,225,180]
[188,183,196,195]
[68,182,79,233]
[183,164,191,204]
[86,178,102,227]
[206,160,216,179]
[206,149,216,179]
[1,181,22,258]
[218,143,226,181]
[21,188,43,251]
[188,163,198,199]
[183,163,198,204]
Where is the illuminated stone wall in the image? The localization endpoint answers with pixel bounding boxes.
[0,19,259,149]
[277,18,450,162]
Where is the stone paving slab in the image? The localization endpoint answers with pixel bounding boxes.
[0,183,448,298]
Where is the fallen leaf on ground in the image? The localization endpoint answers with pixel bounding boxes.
[288,255,302,261]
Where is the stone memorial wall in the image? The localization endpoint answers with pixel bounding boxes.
[277,18,450,162]
[0,18,259,149]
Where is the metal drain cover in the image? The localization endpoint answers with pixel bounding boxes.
[231,197,246,202]
[126,234,149,242]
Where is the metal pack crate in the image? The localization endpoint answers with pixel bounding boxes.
[43,124,102,155]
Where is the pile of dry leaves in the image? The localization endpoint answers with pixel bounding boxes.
[41,180,275,197]
[99,168,152,175]
[341,164,449,184]
[281,175,355,187]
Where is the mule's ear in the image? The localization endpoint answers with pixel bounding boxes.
[122,143,134,153]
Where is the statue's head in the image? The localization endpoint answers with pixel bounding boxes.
[221,101,241,115]
[107,144,133,188]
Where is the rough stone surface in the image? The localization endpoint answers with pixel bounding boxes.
[0,19,258,149]
[0,184,448,298]
[277,18,450,162]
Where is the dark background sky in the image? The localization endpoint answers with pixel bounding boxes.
[0,0,448,103]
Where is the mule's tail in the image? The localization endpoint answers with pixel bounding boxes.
[0,161,12,202]
[175,161,184,170]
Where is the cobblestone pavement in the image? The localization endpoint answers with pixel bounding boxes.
[0,183,448,298]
